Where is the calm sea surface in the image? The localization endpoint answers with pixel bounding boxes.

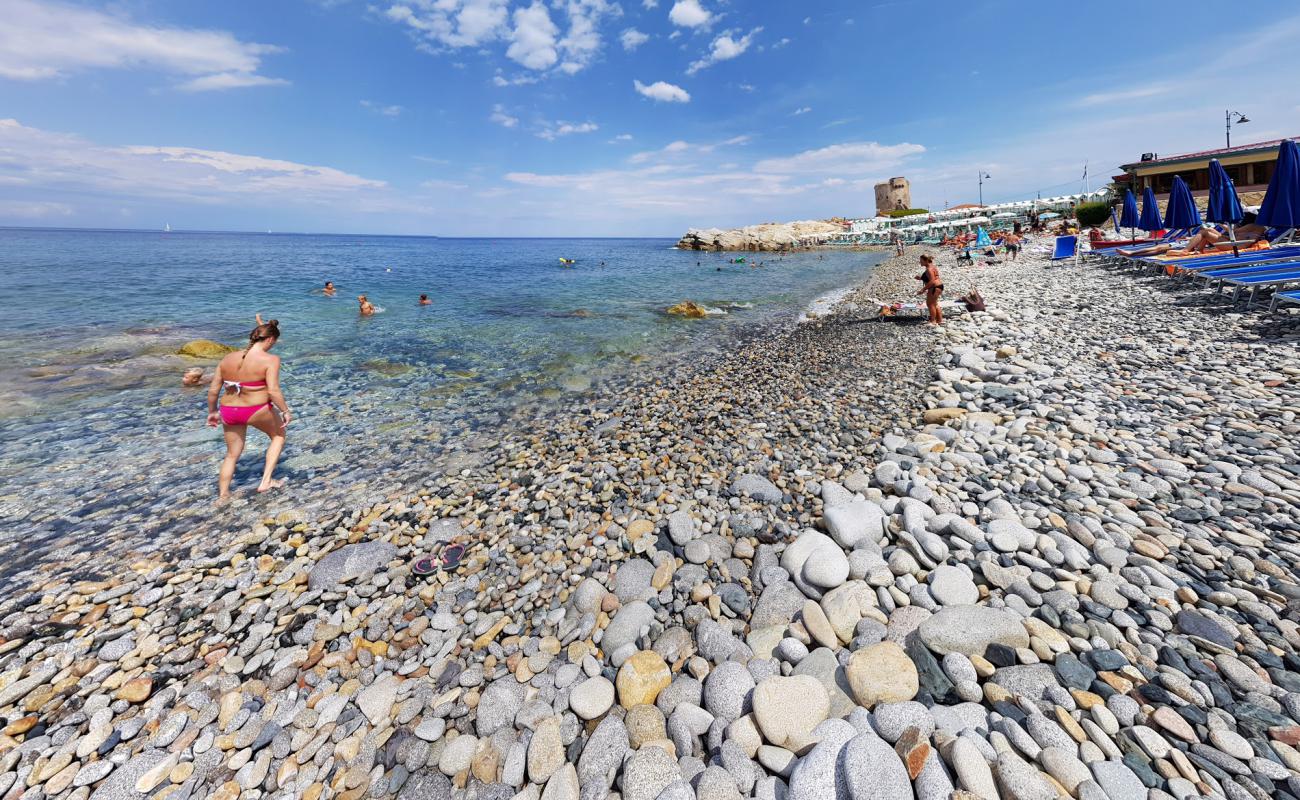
[0,228,885,571]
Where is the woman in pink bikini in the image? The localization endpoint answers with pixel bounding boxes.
[205,317,292,500]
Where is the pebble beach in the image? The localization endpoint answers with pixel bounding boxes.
[4,241,1300,800]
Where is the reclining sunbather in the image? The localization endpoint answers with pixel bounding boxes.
[1116,213,1267,257]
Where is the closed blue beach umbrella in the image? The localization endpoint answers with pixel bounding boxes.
[1257,139,1300,236]
[1138,186,1163,232]
[1162,175,1202,231]
[1205,160,1243,224]
[1118,189,1140,235]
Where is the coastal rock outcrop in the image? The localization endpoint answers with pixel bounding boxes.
[675,219,845,251]
[177,339,238,358]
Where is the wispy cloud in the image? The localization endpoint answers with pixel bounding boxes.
[489,104,519,127]
[537,121,599,140]
[754,141,925,175]
[0,119,384,208]
[0,0,286,91]
[360,100,404,117]
[792,107,812,116]
[687,28,761,74]
[1073,83,1174,108]
[634,79,690,103]
[620,28,650,51]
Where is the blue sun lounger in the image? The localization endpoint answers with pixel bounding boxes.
[1220,266,1300,305]
[1269,289,1300,311]
[1052,235,1077,261]
[1141,245,1300,272]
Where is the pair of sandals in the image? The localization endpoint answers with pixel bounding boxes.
[412,542,465,576]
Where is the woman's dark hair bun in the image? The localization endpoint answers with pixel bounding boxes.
[249,318,281,345]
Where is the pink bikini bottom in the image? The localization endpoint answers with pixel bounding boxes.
[220,403,270,426]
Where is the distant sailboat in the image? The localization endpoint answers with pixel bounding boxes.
[164,223,171,233]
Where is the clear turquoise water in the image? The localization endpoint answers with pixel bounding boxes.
[0,228,884,565]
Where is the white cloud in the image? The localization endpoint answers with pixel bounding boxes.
[555,0,618,74]
[1074,84,1173,108]
[360,100,404,117]
[687,27,760,74]
[643,0,658,7]
[738,83,755,92]
[420,178,470,190]
[387,0,612,75]
[633,79,690,103]
[621,28,650,51]
[537,121,599,140]
[613,133,634,141]
[492,71,540,86]
[722,135,752,145]
[0,118,386,216]
[176,72,289,92]
[773,37,791,48]
[384,0,509,49]
[0,0,285,90]
[490,104,519,127]
[668,0,712,28]
[754,141,925,175]
[506,2,559,70]
[792,106,812,115]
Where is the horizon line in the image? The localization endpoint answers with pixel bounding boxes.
[0,224,681,240]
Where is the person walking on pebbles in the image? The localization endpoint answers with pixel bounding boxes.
[916,253,944,325]
[205,316,292,500]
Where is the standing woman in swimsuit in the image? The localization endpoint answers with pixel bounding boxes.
[205,318,292,500]
[916,253,944,325]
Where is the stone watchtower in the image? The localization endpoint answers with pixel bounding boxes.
[874,177,911,216]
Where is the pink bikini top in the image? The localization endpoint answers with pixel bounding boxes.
[222,379,267,394]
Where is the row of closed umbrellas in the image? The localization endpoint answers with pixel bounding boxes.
[1116,139,1300,234]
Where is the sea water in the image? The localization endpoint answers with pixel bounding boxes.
[0,228,885,573]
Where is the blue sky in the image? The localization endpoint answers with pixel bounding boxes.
[1,0,1299,236]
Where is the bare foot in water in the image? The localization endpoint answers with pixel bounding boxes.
[216,494,232,506]
[257,479,285,493]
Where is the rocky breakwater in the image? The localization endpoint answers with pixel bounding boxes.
[676,220,845,252]
[2,244,1300,800]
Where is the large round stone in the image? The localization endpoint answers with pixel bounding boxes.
[751,675,829,752]
[844,641,918,708]
[917,605,1029,656]
[617,651,672,709]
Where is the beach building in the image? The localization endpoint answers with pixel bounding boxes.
[874,177,911,215]
[1118,137,1296,205]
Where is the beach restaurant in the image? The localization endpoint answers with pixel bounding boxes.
[1118,137,1298,203]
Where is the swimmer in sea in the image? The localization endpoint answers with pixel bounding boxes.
[323,281,336,296]
[419,294,432,305]
[358,295,376,316]
[182,367,204,387]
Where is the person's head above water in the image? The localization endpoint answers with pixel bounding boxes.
[248,318,280,351]
[325,281,334,289]
[420,294,428,301]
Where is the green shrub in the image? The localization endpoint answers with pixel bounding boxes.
[1075,202,1111,227]
[886,208,929,218]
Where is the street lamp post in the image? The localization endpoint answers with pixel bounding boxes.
[978,172,991,206]
[1225,110,1250,148]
